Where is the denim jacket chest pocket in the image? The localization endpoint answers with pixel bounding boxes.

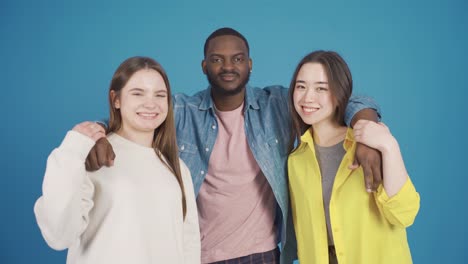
[266,136,288,158]
[259,135,288,175]
[177,139,199,164]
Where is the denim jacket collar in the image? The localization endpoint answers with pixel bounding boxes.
[198,87,213,111]
[198,85,260,111]
[245,85,260,110]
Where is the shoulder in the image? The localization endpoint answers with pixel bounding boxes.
[173,90,206,108]
[250,85,288,99]
[288,144,309,161]
[106,133,118,144]
[247,85,289,112]
[106,133,126,151]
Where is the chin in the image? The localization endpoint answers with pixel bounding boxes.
[301,118,320,126]
[218,85,245,96]
[137,123,162,132]
[208,75,249,96]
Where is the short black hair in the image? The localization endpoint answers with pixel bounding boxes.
[203,27,250,57]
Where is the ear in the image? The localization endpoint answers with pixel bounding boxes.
[110,90,120,109]
[201,60,207,74]
[248,58,253,73]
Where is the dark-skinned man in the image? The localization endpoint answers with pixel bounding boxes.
[85,28,381,263]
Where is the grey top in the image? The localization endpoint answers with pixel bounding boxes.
[314,140,346,246]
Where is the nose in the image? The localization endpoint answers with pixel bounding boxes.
[221,60,234,71]
[303,88,317,102]
[143,97,157,109]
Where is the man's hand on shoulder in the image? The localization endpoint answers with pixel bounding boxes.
[84,124,115,172]
[349,143,382,192]
[349,108,383,192]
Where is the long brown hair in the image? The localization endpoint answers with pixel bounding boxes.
[288,50,353,154]
[107,56,187,219]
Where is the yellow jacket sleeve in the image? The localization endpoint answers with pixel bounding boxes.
[375,177,420,228]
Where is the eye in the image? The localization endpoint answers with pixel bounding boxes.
[132,92,143,96]
[233,56,244,63]
[316,87,328,92]
[295,84,306,90]
[210,57,222,63]
[156,93,167,98]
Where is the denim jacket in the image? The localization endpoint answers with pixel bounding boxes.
[173,85,380,263]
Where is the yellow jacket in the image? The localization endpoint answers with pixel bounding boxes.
[288,128,420,264]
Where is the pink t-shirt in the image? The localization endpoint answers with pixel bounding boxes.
[197,102,277,263]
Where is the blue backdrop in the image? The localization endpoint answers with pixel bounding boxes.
[1,0,467,263]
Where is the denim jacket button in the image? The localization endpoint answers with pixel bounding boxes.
[200,170,205,175]
[181,145,185,151]
[212,125,216,129]
[205,148,209,152]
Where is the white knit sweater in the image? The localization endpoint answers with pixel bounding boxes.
[34,131,200,264]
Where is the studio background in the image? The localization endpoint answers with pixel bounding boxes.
[1,0,466,263]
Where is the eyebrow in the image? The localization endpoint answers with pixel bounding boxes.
[128,88,167,93]
[129,88,145,92]
[210,52,246,57]
[295,80,328,84]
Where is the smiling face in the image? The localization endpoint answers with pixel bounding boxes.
[112,69,168,138]
[202,35,252,96]
[288,51,353,153]
[293,62,335,127]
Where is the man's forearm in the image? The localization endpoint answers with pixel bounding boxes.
[350,108,379,128]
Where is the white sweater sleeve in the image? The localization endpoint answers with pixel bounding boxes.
[180,161,201,264]
[34,131,96,250]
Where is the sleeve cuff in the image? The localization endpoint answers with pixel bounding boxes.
[376,177,416,204]
[345,95,382,126]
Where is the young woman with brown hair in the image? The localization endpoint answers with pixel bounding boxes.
[34,56,200,264]
[287,51,420,264]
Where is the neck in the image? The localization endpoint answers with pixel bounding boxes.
[312,120,347,147]
[116,128,155,148]
[211,87,245,111]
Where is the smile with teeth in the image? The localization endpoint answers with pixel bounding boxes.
[137,112,158,119]
[302,106,319,113]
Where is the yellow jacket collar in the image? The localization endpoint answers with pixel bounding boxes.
[299,127,355,152]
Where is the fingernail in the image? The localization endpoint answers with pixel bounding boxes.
[366,188,372,193]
